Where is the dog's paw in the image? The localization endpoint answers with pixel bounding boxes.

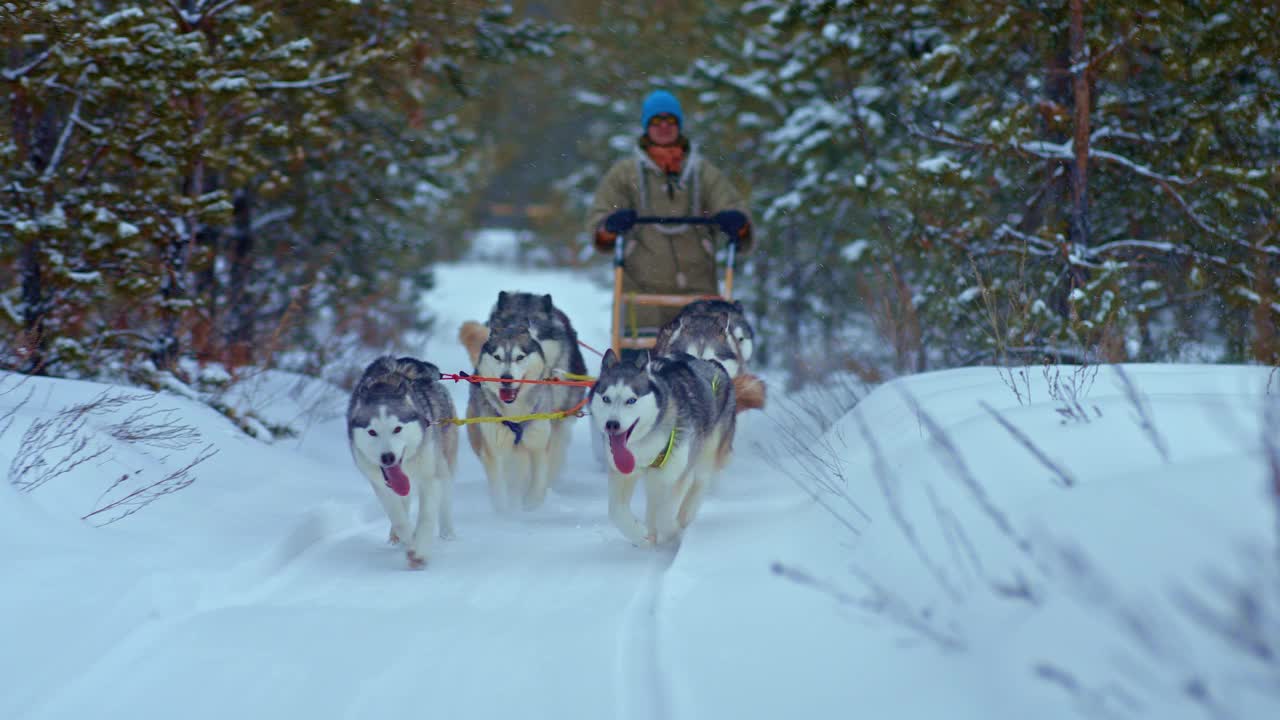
[522,492,546,512]
[439,527,456,541]
[388,528,402,545]
[406,550,428,570]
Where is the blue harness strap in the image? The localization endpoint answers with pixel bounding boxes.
[502,420,525,445]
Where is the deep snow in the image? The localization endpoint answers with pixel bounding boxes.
[2,247,1278,720]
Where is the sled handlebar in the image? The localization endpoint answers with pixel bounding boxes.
[614,216,740,277]
[611,217,740,346]
[627,216,741,246]
[631,215,720,226]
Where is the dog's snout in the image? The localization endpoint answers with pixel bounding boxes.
[500,373,514,383]
[380,452,396,466]
[605,419,621,433]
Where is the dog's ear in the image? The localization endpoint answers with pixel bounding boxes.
[635,349,651,368]
[541,294,554,313]
[497,290,510,307]
[602,348,619,370]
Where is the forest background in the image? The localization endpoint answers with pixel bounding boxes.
[3,1,1276,394]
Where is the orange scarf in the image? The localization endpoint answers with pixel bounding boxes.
[646,144,685,175]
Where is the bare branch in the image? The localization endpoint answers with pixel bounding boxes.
[757,380,872,538]
[8,391,150,494]
[1111,366,1170,464]
[40,92,85,183]
[200,0,242,22]
[1080,25,1142,77]
[1091,126,1182,146]
[1,49,53,83]
[108,402,202,450]
[852,407,964,601]
[0,376,35,440]
[772,562,965,652]
[979,401,1078,487]
[993,223,1059,253]
[256,73,352,91]
[83,444,217,526]
[249,206,295,232]
[900,388,1035,556]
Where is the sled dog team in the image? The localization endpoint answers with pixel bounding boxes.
[347,291,765,569]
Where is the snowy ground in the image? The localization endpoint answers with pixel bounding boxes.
[3,245,1279,719]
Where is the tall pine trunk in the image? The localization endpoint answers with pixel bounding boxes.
[154,91,205,372]
[1068,0,1091,255]
[19,238,45,373]
[226,188,256,366]
[10,71,50,373]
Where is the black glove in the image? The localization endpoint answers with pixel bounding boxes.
[713,209,749,239]
[603,209,638,235]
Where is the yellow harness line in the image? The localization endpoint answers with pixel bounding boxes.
[650,425,677,469]
[440,407,577,427]
[438,372,598,428]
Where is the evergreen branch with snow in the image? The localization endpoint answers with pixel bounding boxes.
[1,48,52,82]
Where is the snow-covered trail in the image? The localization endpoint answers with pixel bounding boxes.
[10,259,804,720]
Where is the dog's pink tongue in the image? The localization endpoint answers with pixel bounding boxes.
[608,433,636,474]
[381,465,410,496]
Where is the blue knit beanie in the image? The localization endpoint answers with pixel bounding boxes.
[641,90,683,132]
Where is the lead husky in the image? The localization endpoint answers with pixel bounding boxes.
[467,325,563,512]
[348,356,458,570]
[653,299,765,412]
[590,349,736,545]
[460,291,587,483]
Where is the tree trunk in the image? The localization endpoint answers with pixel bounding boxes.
[1068,0,1091,261]
[154,89,205,372]
[226,188,256,366]
[19,238,46,373]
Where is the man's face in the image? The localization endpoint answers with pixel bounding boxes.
[646,113,680,145]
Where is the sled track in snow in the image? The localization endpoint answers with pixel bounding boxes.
[615,547,678,720]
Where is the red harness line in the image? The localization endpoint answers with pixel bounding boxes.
[438,372,594,423]
[439,371,595,388]
[577,339,607,358]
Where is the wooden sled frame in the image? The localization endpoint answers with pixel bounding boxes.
[611,216,739,354]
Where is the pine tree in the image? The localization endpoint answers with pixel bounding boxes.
[2,2,567,380]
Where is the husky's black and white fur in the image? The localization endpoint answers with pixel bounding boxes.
[590,349,736,545]
[653,299,765,412]
[466,325,563,512]
[347,356,458,570]
[653,299,756,378]
[461,291,587,490]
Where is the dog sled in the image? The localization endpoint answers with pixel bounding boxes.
[610,215,741,355]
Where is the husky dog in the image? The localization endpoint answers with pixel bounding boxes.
[348,356,458,570]
[461,291,588,379]
[467,325,564,512]
[654,299,765,412]
[590,349,736,545]
[460,291,587,482]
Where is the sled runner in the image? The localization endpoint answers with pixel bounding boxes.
[610,215,741,355]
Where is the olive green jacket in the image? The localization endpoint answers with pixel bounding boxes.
[587,142,752,330]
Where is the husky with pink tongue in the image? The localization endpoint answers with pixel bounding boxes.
[466,325,560,513]
[589,349,736,545]
[348,356,458,570]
